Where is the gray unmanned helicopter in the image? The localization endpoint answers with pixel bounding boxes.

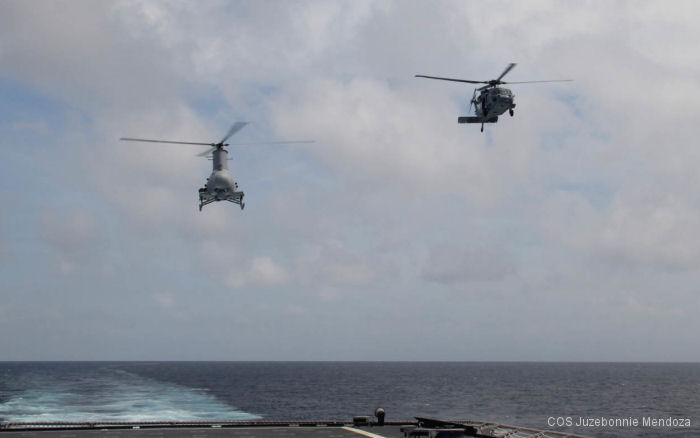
[121,123,313,211]
[416,63,572,132]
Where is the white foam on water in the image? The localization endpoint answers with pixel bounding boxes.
[0,366,260,423]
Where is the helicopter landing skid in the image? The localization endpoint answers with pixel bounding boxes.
[199,197,215,211]
[226,192,245,210]
[198,191,245,211]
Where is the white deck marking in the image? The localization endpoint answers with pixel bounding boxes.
[340,427,388,438]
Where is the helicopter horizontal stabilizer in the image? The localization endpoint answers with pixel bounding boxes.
[458,116,498,124]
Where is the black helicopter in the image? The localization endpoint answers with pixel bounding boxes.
[416,63,571,132]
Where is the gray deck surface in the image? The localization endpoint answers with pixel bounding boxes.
[0,426,405,438]
[0,423,591,438]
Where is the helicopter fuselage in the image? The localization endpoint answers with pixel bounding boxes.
[198,147,244,210]
[474,87,515,119]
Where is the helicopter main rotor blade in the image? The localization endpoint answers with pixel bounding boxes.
[415,75,487,84]
[503,79,574,84]
[226,140,316,146]
[197,147,217,157]
[195,140,315,157]
[220,122,248,144]
[496,63,517,81]
[120,138,213,146]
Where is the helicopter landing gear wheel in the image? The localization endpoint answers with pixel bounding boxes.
[509,109,514,117]
[480,123,484,133]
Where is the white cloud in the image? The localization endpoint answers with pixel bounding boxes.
[153,293,175,308]
[270,78,495,201]
[249,256,291,286]
[3,0,700,360]
[283,303,308,316]
[223,256,291,289]
[423,245,514,284]
[38,207,103,274]
[293,239,381,290]
[544,186,700,270]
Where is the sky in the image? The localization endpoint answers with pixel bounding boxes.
[1,0,700,361]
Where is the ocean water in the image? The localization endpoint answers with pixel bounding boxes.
[1,362,699,438]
